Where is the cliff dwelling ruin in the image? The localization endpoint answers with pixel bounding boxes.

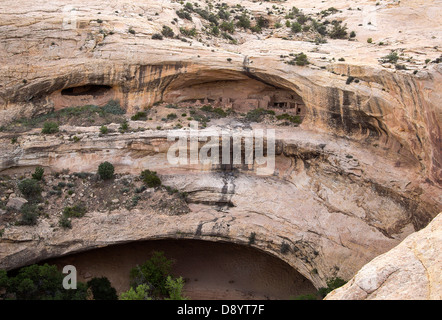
[164,78,306,117]
[46,76,306,120]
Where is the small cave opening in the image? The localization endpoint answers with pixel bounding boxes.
[61,85,112,97]
[42,239,317,300]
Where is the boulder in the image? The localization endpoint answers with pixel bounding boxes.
[6,197,28,210]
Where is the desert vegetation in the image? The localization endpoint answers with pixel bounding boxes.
[0,251,186,300]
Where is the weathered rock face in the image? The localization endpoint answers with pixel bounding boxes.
[325,212,442,300]
[0,0,441,295]
[0,0,440,183]
[0,123,440,290]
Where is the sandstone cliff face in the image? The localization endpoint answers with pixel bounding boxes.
[0,0,440,183]
[0,123,440,289]
[325,212,442,300]
[0,0,441,293]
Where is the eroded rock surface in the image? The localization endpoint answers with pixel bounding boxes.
[0,0,441,294]
[325,213,442,300]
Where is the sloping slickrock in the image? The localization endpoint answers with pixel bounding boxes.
[325,212,442,300]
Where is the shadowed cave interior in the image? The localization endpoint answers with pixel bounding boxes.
[42,239,317,300]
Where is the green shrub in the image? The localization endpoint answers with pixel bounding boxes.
[350,30,356,38]
[288,52,309,66]
[211,25,220,36]
[129,251,173,298]
[200,105,229,117]
[120,284,152,300]
[131,111,147,121]
[41,122,59,134]
[297,14,308,25]
[245,108,274,122]
[276,113,301,124]
[63,203,87,218]
[100,125,108,134]
[2,263,88,300]
[236,13,251,29]
[152,33,163,40]
[221,32,237,44]
[194,8,211,21]
[119,120,129,132]
[382,51,399,64]
[320,7,338,17]
[140,170,161,188]
[290,6,300,15]
[164,276,187,300]
[329,22,348,39]
[176,9,192,21]
[32,167,44,181]
[98,161,114,180]
[102,100,125,115]
[18,204,39,226]
[166,113,177,120]
[314,36,327,44]
[217,8,230,20]
[318,277,347,298]
[220,21,235,33]
[59,215,72,229]
[212,108,228,117]
[73,172,93,179]
[291,22,302,33]
[200,105,213,112]
[312,20,327,36]
[87,277,118,300]
[18,179,41,199]
[161,25,174,38]
[184,2,193,11]
[180,27,197,37]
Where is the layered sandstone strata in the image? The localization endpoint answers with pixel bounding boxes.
[0,0,440,294]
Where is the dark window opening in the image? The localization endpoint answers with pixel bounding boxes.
[273,102,288,108]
